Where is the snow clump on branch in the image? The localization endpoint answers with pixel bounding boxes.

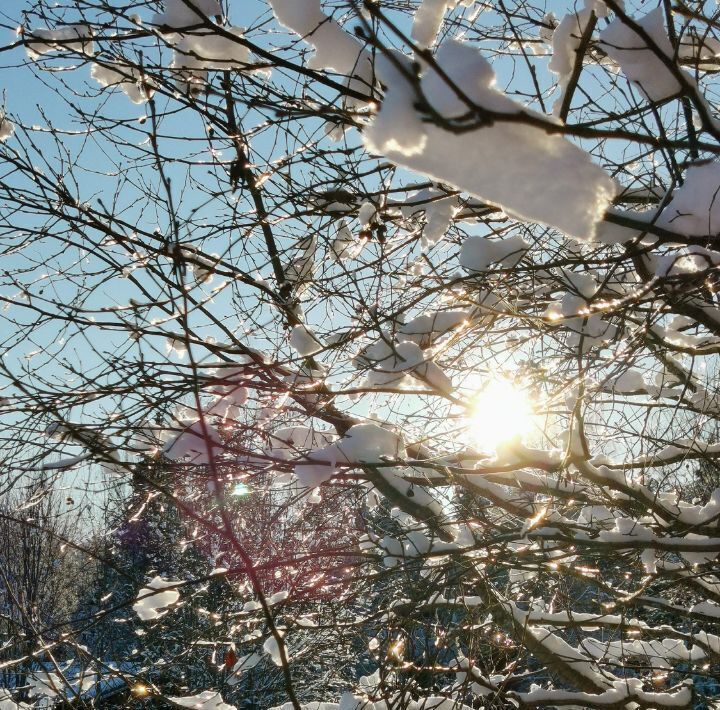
[25,24,94,60]
[363,40,617,241]
[599,7,683,103]
[133,576,181,621]
[0,112,14,142]
[152,0,222,29]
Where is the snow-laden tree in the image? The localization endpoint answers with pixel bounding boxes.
[0,478,89,699]
[2,0,720,707]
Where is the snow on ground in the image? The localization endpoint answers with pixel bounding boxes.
[0,691,30,710]
[168,691,236,710]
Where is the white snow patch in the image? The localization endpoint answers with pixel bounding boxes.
[398,309,468,347]
[515,680,691,708]
[401,188,460,249]
[330,221,361,261]
[206,366,249,419]
[290,324,324,356]
[268,590,289,605]
[168,691,236,710]
[357,200,377,227]
[412,0,451,48]
[171,27,251,91]
[26,24,94,59]
[173,27,250,70]
[691,601,720,618]
[612,368,646,393]
[153,0,222,29]
[563,269,599,298]
[460,235,528,272]
[364,40,616,240]
[268,0,373,100]
[357,339,453,392]
[0,113,14,142]
[92,62,154,104]
[133,576,181,621]
[263,635,286,666]
[227,653,262,686]
[309,423,405,465]
[0,690,31,709]
[679,32,720,72]
[599,7,681,102]
[548,6,595,114]
[294,462,335,488]
[282,235,316,294]
[557,293,617,353]
[681,533,720,566]
[164,419,222,464]
[657,162,720,236]
[266,426,336,460]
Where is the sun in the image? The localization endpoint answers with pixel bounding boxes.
[467,379,534,451]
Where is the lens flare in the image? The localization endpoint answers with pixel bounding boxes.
[468,379,534,450]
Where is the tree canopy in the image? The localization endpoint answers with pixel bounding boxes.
[2,0,720,708]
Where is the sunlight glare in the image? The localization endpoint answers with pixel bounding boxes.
[468,380,534,451]
[231,482,250,496]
